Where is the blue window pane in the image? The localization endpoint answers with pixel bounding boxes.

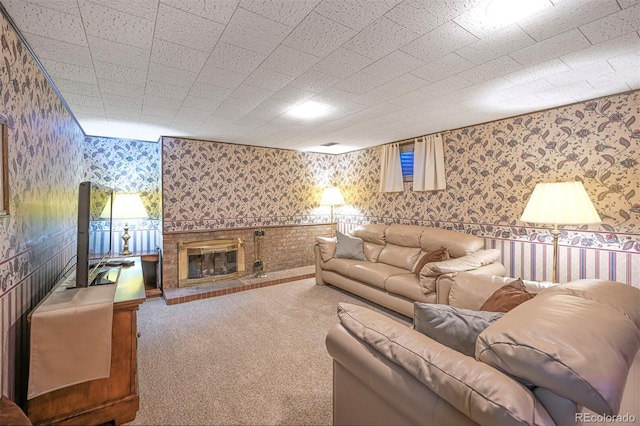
[400,151,413,177]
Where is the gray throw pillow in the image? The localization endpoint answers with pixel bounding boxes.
[334,231,366,261]
[413,303,504,357]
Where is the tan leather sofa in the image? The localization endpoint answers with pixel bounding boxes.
[326,275,640,426]
[315,224,506,317]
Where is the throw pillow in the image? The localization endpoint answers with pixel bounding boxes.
[413,303,504,357]
[414,247,450,275]
[334,231,366,261]
[480,278,535,312]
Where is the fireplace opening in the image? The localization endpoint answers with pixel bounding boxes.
[179,238,245,287]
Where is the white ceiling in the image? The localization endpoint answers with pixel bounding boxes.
[1,0,639,153]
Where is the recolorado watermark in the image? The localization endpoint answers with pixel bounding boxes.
[576,413,637,423]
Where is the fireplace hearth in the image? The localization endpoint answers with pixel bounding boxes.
[178,238,245,287]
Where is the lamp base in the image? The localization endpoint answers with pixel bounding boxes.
[120,224,132,256]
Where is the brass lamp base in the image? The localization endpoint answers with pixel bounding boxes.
[120,223,132,256]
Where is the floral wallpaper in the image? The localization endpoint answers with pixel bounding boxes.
[162,137,334,233]
[84,136,161,218]
[0,12,85,403]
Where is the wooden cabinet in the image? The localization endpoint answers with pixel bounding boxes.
[27,258,146,425]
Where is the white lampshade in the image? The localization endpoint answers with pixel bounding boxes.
[521,181,601,225]
[320,187,345,206]
[102,193,148,220]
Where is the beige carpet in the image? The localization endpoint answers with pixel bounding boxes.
[129,278,411,426]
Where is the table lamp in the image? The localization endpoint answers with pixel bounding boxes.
[520,181,601,282]
[320,187,345,237]
[107,193,149,256]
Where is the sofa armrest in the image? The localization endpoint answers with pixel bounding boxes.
[435,263,507,304]
[334,303,554,425]
[420,249,501,277]
[314,244,325,286]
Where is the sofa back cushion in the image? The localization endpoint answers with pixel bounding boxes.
[476,281,640,415]
[378,244,422,271]
[352,224,388,245]
[420,227,483,258]
[384,225,424,247]
[363,242,384,263]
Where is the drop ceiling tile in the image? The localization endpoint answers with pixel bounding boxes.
[314,0,402,32]
[103,103,141,118]
[174,106,210,122]
[620,0,640,7]
[376,73,428,95]
[143,95,182,110]
[239,0,321,27]
[289,69,341,93]
[219,96,263,113]
[261,45,321,78]
[270,86,316,104]
[87,36,150,70]
[362,50,425,80]
[458,56,524,84]
[608,51,640,72]
[145,80,190,101]
[94,0,159,20]
[94,61,148,86]
[206,42,266,75]
[161,0,238,24]
[456,25,536,65]
[497,79,556,99]
[39,58,97,84]
[188,82,232,101]
[352,90,398,106]
[283,12,356,57]
[70,104,106,116]
[219,7,293,55]
[311,48,374,79]
[536,80,594,101]
[518,0,620,42]
[502,58,571,85]
[147,64,198,88]
[410,53,475,83]
[79,1,154,49]
[140,114,171,127]
[181,96,223,111]
[52,77,101,97]
[65,93,103,108]
[343,17,418,61]
[253,98,295,117]
[243,68,295,92]
[141,105,177,119]
[587,72,636,92]
[197,65,247,89]
[25,0,80,15]
[383,0,446,35]
[546,60,615,87]
[1,0,87,45]
[400,21,478,63]
[420,75,474,98]
[21,34,93,68]
[230,84,275,103]
[333,71,386,95]
[150,39,209,73]
[579,4,640,44]
[560,31,640,68]
[155,3,225,52]
[509,29,591,67]
[98,79,145,99]
[102,93,143,109]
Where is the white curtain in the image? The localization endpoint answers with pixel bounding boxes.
[379,143,404,193]
[413,134,446,191]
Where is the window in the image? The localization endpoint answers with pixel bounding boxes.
[0,116,7,216]
[399,143,414,182]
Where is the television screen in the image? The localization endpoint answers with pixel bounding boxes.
[76,182,113,287]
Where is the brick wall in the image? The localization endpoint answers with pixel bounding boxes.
[162,224,331,288]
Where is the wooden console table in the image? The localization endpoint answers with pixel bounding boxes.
[27,258,146,425]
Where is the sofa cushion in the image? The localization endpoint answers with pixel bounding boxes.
[352,224,388,245]
[419,249,501,277]
[479,278,535,312]
[378,244,422,271]
[363,242,384,263]
[449,273,554,310]
[347,262,408,290]
[413,248,449,275]
[322,258,363,276]
[414,304,503,357]
[384,274,432,302]
[420,227,484,258]
[477,283,640,415]
[334,231,366,261]
[384,225,424,247]
[337,303,554,426]
[316,236,336,262]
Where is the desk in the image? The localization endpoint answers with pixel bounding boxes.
[27,257,145,425]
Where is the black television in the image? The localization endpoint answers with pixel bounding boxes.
[76,181,114,287]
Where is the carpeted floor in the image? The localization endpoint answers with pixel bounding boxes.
[129,278,411,426]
